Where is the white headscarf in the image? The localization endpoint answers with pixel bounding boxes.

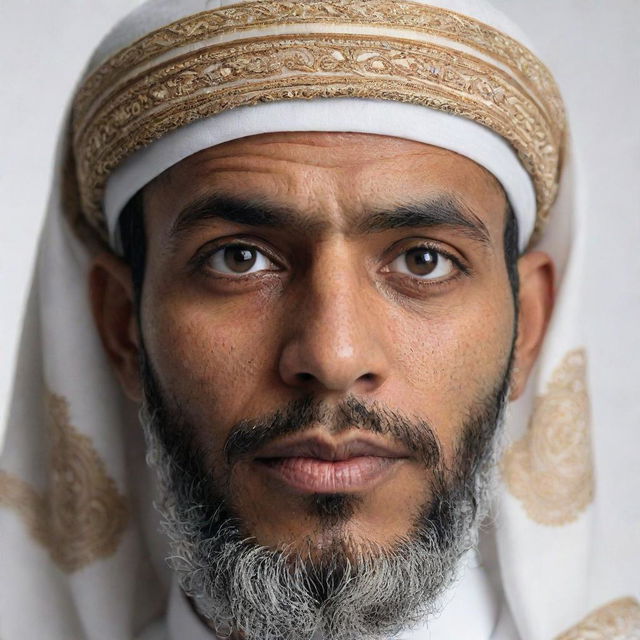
[1,1,638,639]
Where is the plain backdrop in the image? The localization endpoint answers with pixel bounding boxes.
[1,0,639,599]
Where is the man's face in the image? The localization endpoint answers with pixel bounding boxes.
[137,131,516,553]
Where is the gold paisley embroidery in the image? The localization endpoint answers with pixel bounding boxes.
[502,349,594,525]
[0,393,128,572]
[70,0,565,245]
[555,598,640,640]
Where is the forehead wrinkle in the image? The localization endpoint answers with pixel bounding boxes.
[166,135,455,177]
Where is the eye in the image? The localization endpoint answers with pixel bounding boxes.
[205,243,277,276]
[388,247,455,280]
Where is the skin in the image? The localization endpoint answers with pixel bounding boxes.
[89,131,554,552]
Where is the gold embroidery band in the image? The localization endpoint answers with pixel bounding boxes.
[72,0,566,243]
[74,0,563,127]
[555,597,640,639]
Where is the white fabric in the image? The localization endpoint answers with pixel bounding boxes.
[2,1,637,640]
[0,137,169,639]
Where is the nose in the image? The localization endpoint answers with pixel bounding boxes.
[278,248,390,395]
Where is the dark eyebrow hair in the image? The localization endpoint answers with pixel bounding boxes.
[167,191,492,247]
[358,195,491,245]
[168,193,326,242]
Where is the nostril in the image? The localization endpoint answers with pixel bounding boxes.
[296,372,315,382]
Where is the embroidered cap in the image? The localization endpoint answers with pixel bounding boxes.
[70,0,566,251]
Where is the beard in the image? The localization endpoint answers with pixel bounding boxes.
[139,346,512,640]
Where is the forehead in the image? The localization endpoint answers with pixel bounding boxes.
[144,131,507,236]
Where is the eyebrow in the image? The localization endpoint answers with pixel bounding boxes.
[168,193,325,242]
[358,195,491,245]
[167,191,492,247]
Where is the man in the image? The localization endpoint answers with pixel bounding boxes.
[1,1,638,639]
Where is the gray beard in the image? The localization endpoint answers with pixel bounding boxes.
[139,366,510,640]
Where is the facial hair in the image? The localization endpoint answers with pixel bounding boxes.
[139,348,512,640]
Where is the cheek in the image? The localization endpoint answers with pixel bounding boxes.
[387,290,514,457]
[141,288,280,431]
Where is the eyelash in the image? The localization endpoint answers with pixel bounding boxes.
[190,238,282,275]
[192,239,469,283]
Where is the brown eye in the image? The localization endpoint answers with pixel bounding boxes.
[207,244,276,276]
[389,247,454,280]
[224,246,256,272]
[405,248,438,275]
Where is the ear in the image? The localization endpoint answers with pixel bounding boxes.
[510,250,555,400]
[88,251,142,402]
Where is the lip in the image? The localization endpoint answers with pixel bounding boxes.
[254,433,409,493]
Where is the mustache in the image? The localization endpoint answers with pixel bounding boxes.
[223,395,441,468]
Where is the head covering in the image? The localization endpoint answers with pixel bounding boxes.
[1,1,638,639]
[72,0,563,251]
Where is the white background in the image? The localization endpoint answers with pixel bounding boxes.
[0,0,639,607]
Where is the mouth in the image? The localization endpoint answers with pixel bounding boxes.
[253,433,410,494]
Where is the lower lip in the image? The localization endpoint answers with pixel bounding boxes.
[256,456,401,493]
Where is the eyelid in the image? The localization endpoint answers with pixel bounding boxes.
[382,239,469,276]
[191,238,284,276]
